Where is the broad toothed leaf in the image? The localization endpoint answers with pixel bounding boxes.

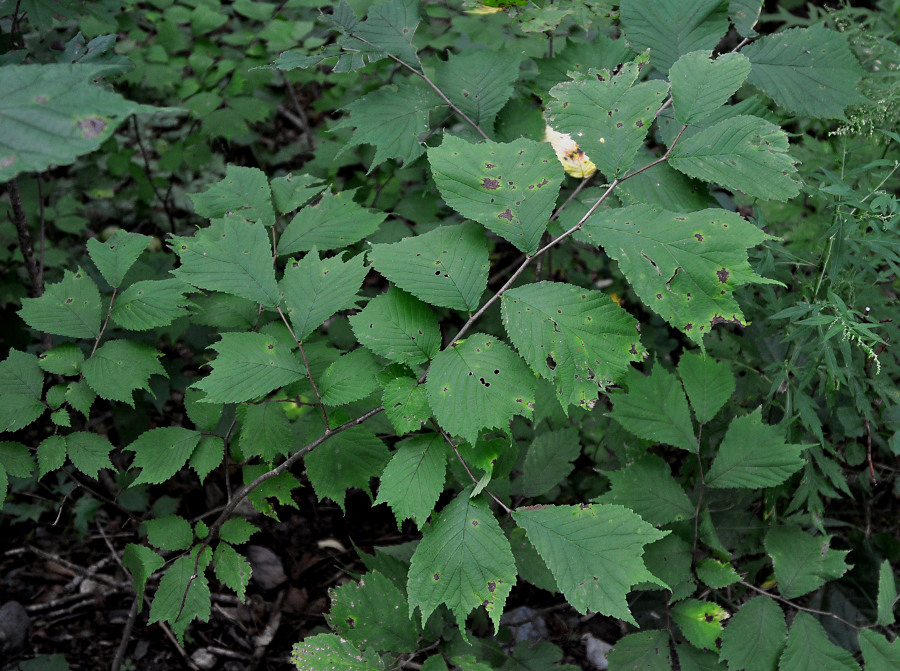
[0,349,45,432]
[434,50,522,132]
[304,428,390,512]
[669,50,751,126]
[719,596,786,671]
[514,428,581,498]
[188,165,275,227]
[860,630,900,671]
[596,454,694,525]
[18,267,101,339]
[332,0,421,70]
[148,550,211,644]
[765,525,850,599]
[677,351,735,423]
[381,376,432,437]
[278,190,386,255]
[65,432,114,479]
[111,279,193,331]
[319,348,382,406]
[126,427,202,486]
[779,612,859,671]
[213,542,251,602]
[87,230,151,288]
[375,433,446,528]
[291,633,384,670]
[82,340,166,407]
[349,287,441,366]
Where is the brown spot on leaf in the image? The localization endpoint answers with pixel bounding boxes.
[716,267,730,283]
[482,177,500,190]
[488,581,496,592]
[685,323,693,331]
[0,156,15,168]
[497,208,513,221]
[433,573,440,581]
[695,233,703,241]
[635,119,644,128]
[78,117,107,139]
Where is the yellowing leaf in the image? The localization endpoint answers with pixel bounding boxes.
[543,124,597,178]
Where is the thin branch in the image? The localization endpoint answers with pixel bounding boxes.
[738,580,868,631]
[435,424,511,515]
[111,596,140,671]
[132,116,177,234]
[284,77,315,151]
[89,288,118,358]
[277,306,329,428]
[7,178,43,297]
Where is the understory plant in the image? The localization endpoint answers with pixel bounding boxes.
[1,1,899,670]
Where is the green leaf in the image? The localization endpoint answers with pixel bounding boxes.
[189,165,275,226]
[596,454,695,525]
[609,365,696,452]
[672,599,729,651]
[502,640,578,671]
[619,0,730,73]
[238,402,292,463]
[546,62,669,180]
[189,436,224,484]
[426,333,535,445]
[778,612,859,671]
[369,222,489,313]
[428,135,561,256]
[18,268,101,338]
[434,50,522,132]
[277,189,386,255]
[0,442,35,478]
[37,343,84,376]
[677,644,726,671]
[65,380,95,417]
[706,410,805,488]
[375,433,446,528]
[144,514,193,551]
[876,560,897,626]
[193,332,305,404]
[514,428,581,498]
[408,492,516,634]
[729,0,762,37]
[111,279,193,331]
[0,465,5,508]
[670,51,751,126]
[532,36,635,95]
[333,0,421,69]
[0,349,45,432]
[170,215,280,308]
[291,633,384,671]
[123,544,164,613]
[83,340,166,407]
[269,173,326,214]
[381,376,432,437]
[0,64,162,181]
[695,559,740,588]
[349,288,440,366]
[579,205,777,344]
[616,156,711,212]
[65,432,114,479]
[219,518,258,545]
[126,427,202,486]
[328,570,419,652]
[512,503,667,624]
[677,351,734,423]
[668,115,801,201]
[643,533,695,602]
[741,25,867,120]
[37,435,67,478]
[501,281,644,410]
[859,630,900,671]
[148,551,211,644]
[213,542,251,602]
[765,525,850,599]
[719,596,786,671]
[333,82,440,171]
[304,428,390,512]
[280,250,368,341]
[319,348,381,406]
[245,465,301,518]
[509,527,558,593]
[87,230,151,289]
[606,630,671,670]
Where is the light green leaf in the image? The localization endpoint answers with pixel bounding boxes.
[859,630,900,671]
[670,51,751,126]
[148,551,211,644]
[606,630,671,670]
[333,82,440,171]
[189,436,224,484]
[332,0,421,69]
[514,428,581,498]
[596,454,695,525]
[37,435,67,478]
[779,612,859,671]
[349,288,440,366]
[546,62,669,180]
[619,0,730,73]
[238,402,292,463]
[111,279,193,331]
[269,173,326,214]
[304,428,390,512]
[18,268,101,338]
[65,380,95,417]
[291,633,384,671]
[677,351,734,423]
[741,25,867,120]
[609,365,696,452]
[126,427,202,486]
[193,332,305,404]
[369,223,489,313]
[695,559,740,588]
[719,596,786,671]
[765,525,850,599]
[729,0,762,37]
[426,333,535,445]
[123,544,164,613]
[434,50,522,132]
[219,518,258,545]
[672,599,729,651]
[213,542,251,602]
[328,570,419,652]
[0,442,35,478]
[579,205,777,344]
[533,36,635,95]
[706,409,805,488]
[876,560,897,626]
[144,514,193,551]
[87,230,151,288]
[512,503,667,624]
[408,492,516,634]
[189,165,275,226]
[170,215,280,308]
[668,115,801,201]
[82,340,166,407]
[277,189,386,255]
[381,376,431,437]
[319,348,381,406]
[280,250,368,341]
[0,349,45,432]
[501,281,643,410]
[37,343,84,376]
[428,135,561,255]
[65,432,114,479]
[0,64,163,181]
[375,433,446,528]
